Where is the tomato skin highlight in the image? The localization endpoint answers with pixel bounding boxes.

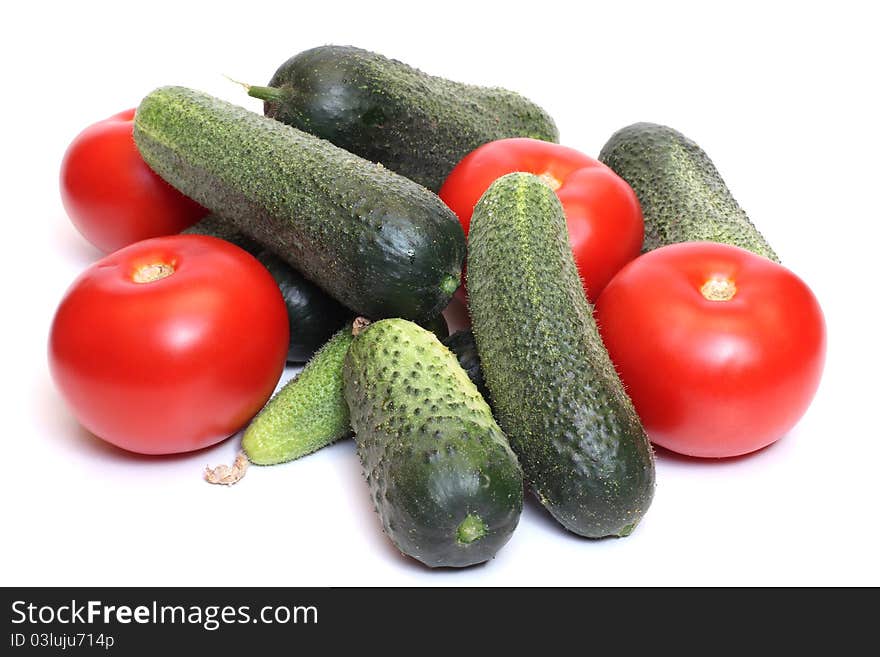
[48,235,290,455]
[595,242,826,458]
[60,109,207,253]
[439,137,644,301]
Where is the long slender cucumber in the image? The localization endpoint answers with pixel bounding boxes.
[467,173,655,538]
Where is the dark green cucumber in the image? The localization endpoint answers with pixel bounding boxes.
[182,214,260,253]
[134,86,465,321]
[420,312,449,341]
[256,251,353,362]
[343,319,523,568]
[599,122,780,261]
[467,173,655,538]
[442,330,490,405]
[242,326,354,465]
[185,214,354,363]
[247,45,559,192]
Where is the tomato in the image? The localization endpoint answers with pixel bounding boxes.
[439,138,643,302]
[48,235,289,455]
[594,242,825,458]
[60,109,207,253]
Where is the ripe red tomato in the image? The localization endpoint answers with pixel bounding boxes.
[60,109,207,253]
[595,242,826,458]
[440,138,643,302]
[48,235,289,455]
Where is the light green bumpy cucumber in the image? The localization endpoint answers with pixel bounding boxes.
[242,327,354,465]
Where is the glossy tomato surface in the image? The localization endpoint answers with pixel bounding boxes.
[48,235,289,455]
[595,242,826,458]
[440,138,643,301]
[60,109,207,253]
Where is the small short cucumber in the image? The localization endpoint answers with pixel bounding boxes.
[344,319,523,568]
[241,317,453,466]
[242,326,354,465]
[468,173,655,538]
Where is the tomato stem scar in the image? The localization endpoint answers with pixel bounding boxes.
[700,277,737,301]
[537,172,562,191]
[132,262,175,283]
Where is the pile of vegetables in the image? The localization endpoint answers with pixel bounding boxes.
[49,45,826,568]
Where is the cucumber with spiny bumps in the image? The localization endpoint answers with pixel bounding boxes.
[467,172,655,538]
[247,45,559,192]
[242,325,354,466]
[343,319,523,568]
[133,86,465,321]
[241,316,451,466]
[599,122,779,261]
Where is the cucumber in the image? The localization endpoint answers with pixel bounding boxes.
[185,214,354,363]
[247,45,559,192]
[255,250,353,363]
[242,326,354,465]
[343,319,523,567]
[442,330,490,406]
[241,316,452,466]
[420,312,449,342]
[134,86,465,321]
[599,122,779,261]
[182,214,260,253]
[467,173,655,538]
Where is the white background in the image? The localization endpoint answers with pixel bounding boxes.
[3,0,878,586]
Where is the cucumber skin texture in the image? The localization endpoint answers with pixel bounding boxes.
[421,312,449,341]
[134,86,465,321]
[599,123,780,262]
[242,327,353,465]
[344,319,523,568]
[467,173,655,538]
[442,330,490,406]
[240,316,452,465]
[260,45,559,192]
[185,215,353,363]
[182,214,260,253]
[256,251,352,362]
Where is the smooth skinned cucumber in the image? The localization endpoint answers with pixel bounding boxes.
[467,173,655,538]
[599,122,780,261]
[185,214,353,363]
[256,250,353,362]
[442,330,490,406]
[134,86,465,321]
[248,45,559,192]
[182,213,260,253]
[343,319,523,568]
